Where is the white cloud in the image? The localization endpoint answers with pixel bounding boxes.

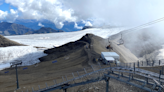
[0,9,19,22]
[62,0,164,27]
[6,9,19,22]
[85,21,92,26]
[5,0,77,29]
[38,22,44,27]
[74,22,82,29]
[0,10,8,20]
[3,0,164,28]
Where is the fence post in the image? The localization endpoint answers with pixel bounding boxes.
[146,77,148,84]
[134,63,135,73]
[159,70,161,82]
[128,73,131,81]
[162,67,163,75]
[64,88,67,92]
[138,61,139,67]
[84,68,87,74]
[98,62,102,69]
[147,59,148,66]
[38,85,40,90]
[53,80,57,85]
[91,65,95,71]
[72,72,76,83]
[152,60,154,66]
[121,72,123,77]
[62,76,65,82]
[159,60,161,66]
[65,75,68,81]
[32,87,34,92]
[142,61,143,66]
[45,83,48,88]
[105,77,110,92]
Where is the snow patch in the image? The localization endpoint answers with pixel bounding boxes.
[0,46,46,70]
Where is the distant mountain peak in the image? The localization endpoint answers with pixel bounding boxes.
[32,27,64,34]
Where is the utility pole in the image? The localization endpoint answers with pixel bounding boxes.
[10,60,22,89]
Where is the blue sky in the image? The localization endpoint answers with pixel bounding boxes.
[0,0,17,12]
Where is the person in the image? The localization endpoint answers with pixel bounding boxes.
[106,45,110,49]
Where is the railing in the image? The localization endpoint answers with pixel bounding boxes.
[15,61,164,92]
[3,60,164,92]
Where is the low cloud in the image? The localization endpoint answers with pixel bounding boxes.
[38,22,44,27]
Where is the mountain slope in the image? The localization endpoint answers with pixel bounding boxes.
[0,22,34,36]
[0,35,23,47]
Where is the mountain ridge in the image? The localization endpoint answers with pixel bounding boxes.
[0,22,64,36]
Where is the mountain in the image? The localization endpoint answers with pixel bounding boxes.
[32,27,64,34]
[0,22,34,36]
[14,19,85,32]
[0,35,23,47]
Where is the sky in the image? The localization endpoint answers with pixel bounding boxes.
[1,0,164,29]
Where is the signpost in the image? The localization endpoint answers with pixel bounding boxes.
[10,60,22,89]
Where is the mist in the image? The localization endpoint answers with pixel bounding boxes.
[115,24,164,61]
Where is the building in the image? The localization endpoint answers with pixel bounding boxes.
[101,52,120,64]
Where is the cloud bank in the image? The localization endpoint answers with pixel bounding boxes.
[0,0,164,29]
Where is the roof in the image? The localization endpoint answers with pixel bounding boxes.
[104,57,115,61]
[101,52,119,57]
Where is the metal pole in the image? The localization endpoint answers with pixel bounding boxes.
[152,60,154,66]
[64,89,67,92]
[159,70,161,82]
[162,67,163,75]
[15,65,19,89]
[106,78,110,92]
[38,85,40,90]
[147,59,148,66]
[145,77,148,84]
[134,63,135,73]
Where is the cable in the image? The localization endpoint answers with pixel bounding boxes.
[121,17,164,35]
